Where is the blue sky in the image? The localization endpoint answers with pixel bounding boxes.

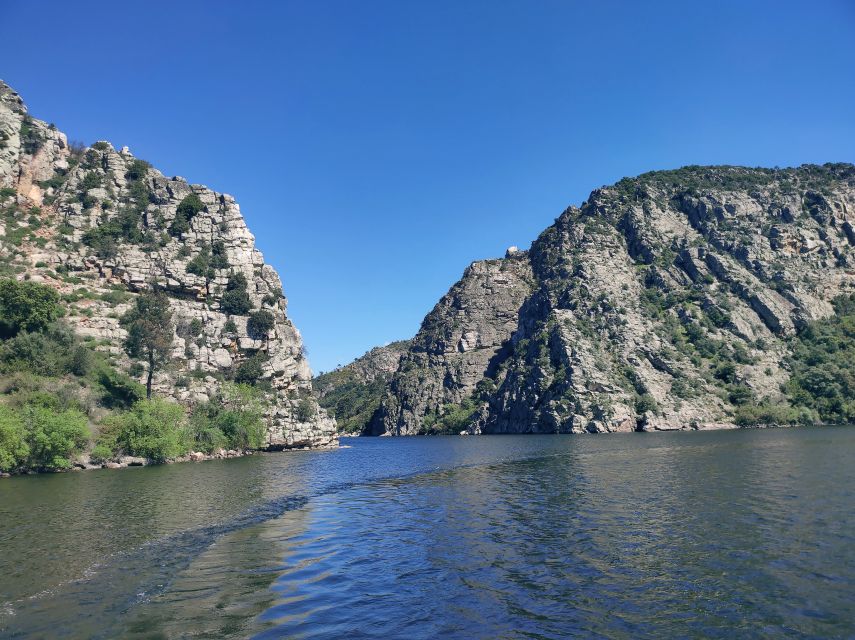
[2,0,854,373]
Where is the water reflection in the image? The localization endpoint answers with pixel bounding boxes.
[2,429,854,639]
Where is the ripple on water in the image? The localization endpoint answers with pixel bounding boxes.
[2,428,855,639]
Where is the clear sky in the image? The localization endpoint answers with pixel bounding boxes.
[2,1,854,372]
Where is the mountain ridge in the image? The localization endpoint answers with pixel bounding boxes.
[365,162,855,435]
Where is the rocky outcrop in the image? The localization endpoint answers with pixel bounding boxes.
[371,164,855,435]
[0,80,336,448]
[370,251,535,434]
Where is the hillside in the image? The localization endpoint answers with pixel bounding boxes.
[313,340,410,433]
[0,80,336,470]
[368,164,855,435]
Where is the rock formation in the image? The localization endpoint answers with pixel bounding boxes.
[370,164,855,435]
[0,80,336,448]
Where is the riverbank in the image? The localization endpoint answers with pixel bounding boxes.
[0,440,340,477]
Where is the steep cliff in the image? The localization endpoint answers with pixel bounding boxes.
[371,164,855,435]
[0,81,336,448]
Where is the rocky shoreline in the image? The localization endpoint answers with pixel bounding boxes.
[0,441,340,477]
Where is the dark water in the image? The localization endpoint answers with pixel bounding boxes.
[2,428,855,639]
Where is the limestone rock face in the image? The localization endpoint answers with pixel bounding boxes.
[369,253,535,435]
[0,80,336,448]
[371,164,855,435]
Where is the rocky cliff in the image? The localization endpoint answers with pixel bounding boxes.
[371,164,855,435]
[0,81,336,448]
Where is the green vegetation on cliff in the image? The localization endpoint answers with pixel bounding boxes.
[314,367,388,433]
[0,279,269,473]
[313,340,410,433]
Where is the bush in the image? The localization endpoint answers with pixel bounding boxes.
[95,366,145,409]
[124,159,150,182]
[20,405,90,470]
[0,405,28,472]
[20,116,43,155]
[188,318,203,336]
[733,403,814,427]
[80,172,101,190]
[211,241,229,270]
[0,279,60,337]
[0,324,86,378]
[89,442,114,464]
[221,273,252,315]
[296,396,315,422]
[233,353,266,385]
[247,310,274,338]
[784,295,855,423]
[221,289,252,315]
[104,398,187,462]
[187,383,265,451]
[186,408,228,453]
[634,393,658,415]
[169,194,205,236]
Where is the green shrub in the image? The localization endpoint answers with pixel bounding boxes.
[169,194,205,236]
[784,293,855,423]
[20,405,89,470]
[20,116,43,155]
[296,396,315,422]
[89,442,114,464]
[247,310,274,338]
[0,279,60,337]
[0,405,29,472]
[634,393,658,414]
[221,288,252,315]
[233,353,266,385]
[104,398,187,462]
[124,159,150,181]
[733,403,813,427]
[221,273,253,315]
[188,318,203,336]
[0,324,81,377]
[186,243,215,280]
[187,383,265,451]
[100,289,131,305]
[418,399,478,435]
[186,407,229,453]
[223,318,237,333]
[96,366,145,409]
[211,241,229,270]
[80,172,101,190]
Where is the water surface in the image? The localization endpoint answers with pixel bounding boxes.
[2,428,854,638]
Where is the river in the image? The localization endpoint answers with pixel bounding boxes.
[1,427,854,638]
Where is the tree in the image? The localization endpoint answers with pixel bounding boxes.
[20,405,89,470]
[221,273,252,315]
[169,193,205,236]
[247,310,274,338]
[186,243,215,294]
[0,279,60,338]
[234,352,267,385]
[0,405,29,472]
[122,289,174,399]
[104,398,187,462]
